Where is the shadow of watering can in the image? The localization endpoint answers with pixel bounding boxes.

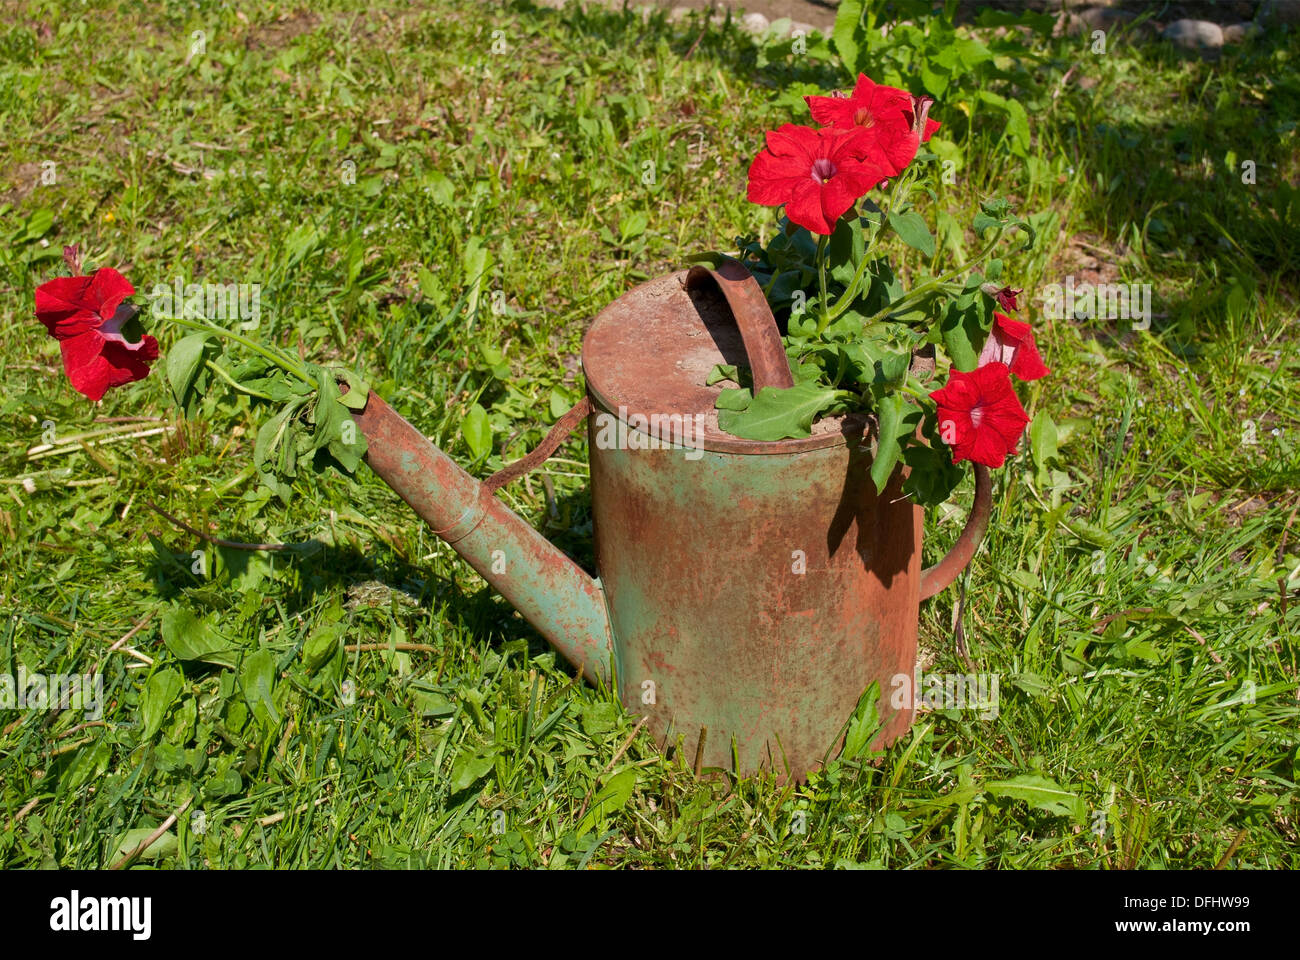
[350,260,990,781]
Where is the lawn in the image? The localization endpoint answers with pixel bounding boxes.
[0,0,1297,868]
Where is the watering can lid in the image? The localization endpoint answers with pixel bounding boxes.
[582,263,868,455]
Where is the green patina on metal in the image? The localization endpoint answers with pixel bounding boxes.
[352,392,614,686]
[350,262,991,782]
[587,409,921,778]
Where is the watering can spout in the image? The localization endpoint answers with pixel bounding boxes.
[350,391,613,685]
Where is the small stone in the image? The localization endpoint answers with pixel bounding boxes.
[1161,19,1224,50]
[1079,6,1134,30]
[790,20,818,37]
[1222,22,1262,44]
[740,12,770,34]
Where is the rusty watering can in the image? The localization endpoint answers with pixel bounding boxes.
[350,260,990,780]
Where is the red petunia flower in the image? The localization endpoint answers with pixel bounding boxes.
[746,123,891,235]
[35,268,158,402]
[805,74,941,179]
[977,311,1049,381]
[929,362,1030,468]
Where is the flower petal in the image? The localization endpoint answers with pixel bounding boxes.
[35,276,98,337]
[786,179,832,235]
[89,267,134,319]
[805,95,854,127]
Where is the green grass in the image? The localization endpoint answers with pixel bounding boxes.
[0,0,1297,868]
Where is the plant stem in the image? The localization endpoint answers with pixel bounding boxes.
[166,315,312,383]
[815,234,830,333]
[204,359,275,400]
[865,227,1007,325]
[826,172,912,324]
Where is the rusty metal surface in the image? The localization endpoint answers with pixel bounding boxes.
[589,416,921,781]
[583,271,869,455]
[684,259,794,390]
[352,391,614,685]
[346,261,993,784]
[919,463,992,600]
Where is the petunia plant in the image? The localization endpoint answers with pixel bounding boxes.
[33,246,370,503]
[701,73,1047,507]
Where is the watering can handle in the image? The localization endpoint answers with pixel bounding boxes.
[918,463,992,600]
[685,259,795,390]
[682,259,991,597]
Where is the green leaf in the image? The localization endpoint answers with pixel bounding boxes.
[717,382,839,441]
[334,367,371,410]
[549,386,574,420]
[1029,410,1059,470]
[972,212,1000,236]
[462,237,493,315]
[161,604,239,668]
[308,369,368,472]
[16,208,53,243]
[840,682,882,761]
[575,767,637,837]
[901,420,964,508]
[448,747,497,793]
[619,211,648,242]
[888,210,935,258]
[253,399,303,475]
[166,334,210,405]
[828,214,866,286]
[1002,100,1030,159]
[240,648,280,728]
[869,394,908,495]
[706,363,740,386]
[941,300,988,372]
[831,0,866,75]
[62,740,111,791]
[714,387,752,411]
[417,266,440,300]
[422,171,454,205]
[986,774,1086,820]
[110,827,178,863]
[164,696,197,746]
[683,251,730,271]
[461,403,493,460]
[302,621,344,672]
[579,701,620,736]
[140,668,184,742]
[204,765,243,799]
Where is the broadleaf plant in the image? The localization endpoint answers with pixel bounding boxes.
[711,71,1048,505]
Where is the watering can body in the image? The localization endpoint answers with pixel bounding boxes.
[352,261,989,780]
